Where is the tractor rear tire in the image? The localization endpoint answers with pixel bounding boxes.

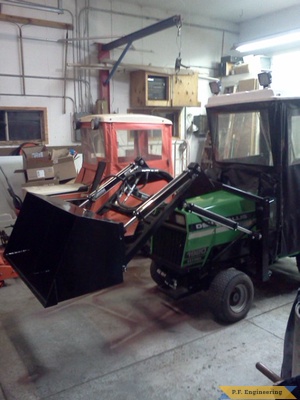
[208,268,254,323]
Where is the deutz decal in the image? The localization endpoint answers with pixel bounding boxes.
[191,221,215,231]
[189,212,255,232]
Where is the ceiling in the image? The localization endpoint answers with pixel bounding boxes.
[123,0,300,24]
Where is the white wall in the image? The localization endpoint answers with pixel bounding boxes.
[0,0,99,147]
[1,0,299,149]
[87,0,239,116]
[0,0,239,149]
[236,4,300,96]
[271,51,300,96]
[239,5,300,44]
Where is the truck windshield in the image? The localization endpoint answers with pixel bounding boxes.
[213,109,273,166]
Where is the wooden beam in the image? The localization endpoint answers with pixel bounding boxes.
[0,13,73,30]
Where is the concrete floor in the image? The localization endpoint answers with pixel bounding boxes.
[1,256,300,400]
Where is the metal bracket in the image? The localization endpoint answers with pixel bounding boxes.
[100,15,182,85]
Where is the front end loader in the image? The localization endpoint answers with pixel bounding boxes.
[5,88,300,323]
[4,157,263,322]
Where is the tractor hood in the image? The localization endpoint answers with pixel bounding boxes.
[182,190,256,252]
[154,189,257,270]
[186,189,255,220]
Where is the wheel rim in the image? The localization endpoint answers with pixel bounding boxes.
[229,284,249,313]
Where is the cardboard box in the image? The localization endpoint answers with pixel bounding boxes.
[26,166,55,181]
[51,148,70,160]
[22,145,52,178]
[237,78,259,92]
[219,61,235,77]
[25,157,53,169]
[233,63,250,75]
[53,156,77,182]
[22,145,48,159]
[23,146,77,183]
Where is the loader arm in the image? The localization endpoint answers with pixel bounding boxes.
[79,156,148,208]
[182,202,262,240]
[123,163,202,264]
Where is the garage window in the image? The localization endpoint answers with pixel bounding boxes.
[0,108,48,144]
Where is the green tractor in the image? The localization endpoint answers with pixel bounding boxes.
[5,88,300,324]
[150,188,259,323]
[150,88,300,322]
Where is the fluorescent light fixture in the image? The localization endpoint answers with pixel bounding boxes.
[235,31,300,53]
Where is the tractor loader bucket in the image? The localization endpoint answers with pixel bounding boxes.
[4,192,125,307]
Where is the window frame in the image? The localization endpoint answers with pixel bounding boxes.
[211,109,273,166]
[0,106,48,145]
